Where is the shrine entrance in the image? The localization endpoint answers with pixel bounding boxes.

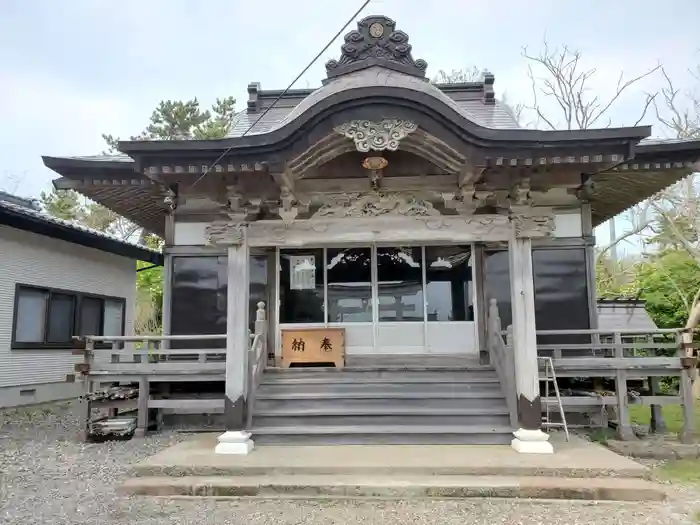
[276,244,478,356]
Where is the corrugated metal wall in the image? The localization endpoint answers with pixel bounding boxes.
[0,225,136,389]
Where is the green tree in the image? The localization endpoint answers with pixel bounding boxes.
[637,250,700,329]
[39,189,82,221]
[102,96,236,151]
[42,96,237,333]
[42,95,237,237]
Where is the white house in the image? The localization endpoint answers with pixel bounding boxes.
[0,191,162,408]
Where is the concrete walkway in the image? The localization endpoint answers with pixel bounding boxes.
[133,433,649,479]
[124,433,664,501]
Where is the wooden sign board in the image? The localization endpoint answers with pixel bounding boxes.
[281,328,345,368]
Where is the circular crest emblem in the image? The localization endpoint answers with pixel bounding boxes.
[369,22,384,38]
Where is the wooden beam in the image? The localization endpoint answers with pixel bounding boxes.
[549,357,681,370]
[295,175,458,194]
[628,396,682,406]
[459,164,486,189]
[244,213,554,247]
[148,399,224,410]
[270,170,297,193]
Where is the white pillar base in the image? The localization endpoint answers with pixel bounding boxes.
[214,430,255,455]
[511,428,554,454]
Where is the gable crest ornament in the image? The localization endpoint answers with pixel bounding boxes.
[335,119,418,152]
[325,15,428,79]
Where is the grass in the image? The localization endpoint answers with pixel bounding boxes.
[656,459,700,485]
[628,402,700,435]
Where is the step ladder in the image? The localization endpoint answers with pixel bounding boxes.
[539,356,570,441]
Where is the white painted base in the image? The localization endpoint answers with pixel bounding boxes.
[214,431,255,455]
[511,428,554,454]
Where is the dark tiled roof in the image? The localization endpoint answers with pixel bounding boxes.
[596,300,657,331]
[0,192,162,264]
[226,68,520,138]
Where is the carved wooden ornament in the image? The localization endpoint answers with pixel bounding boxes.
[314,192,440,218]
[335,119,418,152]
[205,222,246,246]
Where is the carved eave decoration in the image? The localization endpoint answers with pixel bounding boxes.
[334,119,418,152]
[510,213,555,238]
[285,120,467,183]
[203,212,555,248]
[313,192,441,218]
[325,15,428,80]
[205,221,245,246]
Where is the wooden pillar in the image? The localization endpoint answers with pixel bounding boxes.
[581,203,598,330]
[648,377,667,434]
[161,255,172,341]
[215,224,254,454]
[679,331,697,443]
[508,228,553,453]
[473,244,488,365]
[614,332,636,440]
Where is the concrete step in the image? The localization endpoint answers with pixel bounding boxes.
[250,433,512,445]
[251,424,514,445]
[121,474,666,501]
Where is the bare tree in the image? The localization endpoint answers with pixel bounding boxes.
[646,63,700,382]
[521,41,660,130]
[519,40,663,286]
[653,65,700,139]
[432,66,483,84]
[0,171,26,194]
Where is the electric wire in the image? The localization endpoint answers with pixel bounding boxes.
[188,0,372,191]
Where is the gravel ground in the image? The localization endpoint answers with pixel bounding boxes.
[1,401,699,525]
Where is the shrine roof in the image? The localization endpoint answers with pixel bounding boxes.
[40,15,700,234]
[227,76,521,138]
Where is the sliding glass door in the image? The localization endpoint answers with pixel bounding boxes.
[277,245,478,355]
[376,247,426,353]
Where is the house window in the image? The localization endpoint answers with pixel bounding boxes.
[12,284,125,349]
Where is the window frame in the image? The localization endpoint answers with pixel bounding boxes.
[11,283,126,350]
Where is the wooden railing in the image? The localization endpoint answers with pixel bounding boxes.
[246,302,268,429]
[501,326,697,440]
[486,299,518,427]
[73,302,268,439]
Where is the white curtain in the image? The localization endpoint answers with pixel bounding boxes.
[15,289,47,342]
[102,299,124,336]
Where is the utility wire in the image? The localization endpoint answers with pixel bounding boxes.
[188,0,372,191]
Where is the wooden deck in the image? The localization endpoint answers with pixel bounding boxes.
[72,312,698,442]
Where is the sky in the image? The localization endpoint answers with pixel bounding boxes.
[0,0,698,247]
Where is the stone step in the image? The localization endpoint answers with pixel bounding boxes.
[250,424,514,444]
[254,434,513,445]
[120,474,666,501]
